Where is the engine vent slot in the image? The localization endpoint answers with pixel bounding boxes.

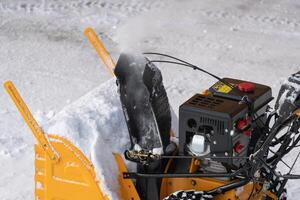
[188,95,224,109]
[199,116,225,134]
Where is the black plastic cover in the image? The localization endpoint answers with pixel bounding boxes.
[114,53,171,151]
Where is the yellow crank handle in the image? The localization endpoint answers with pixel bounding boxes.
[84,27,116,76]
[4,81,59,162]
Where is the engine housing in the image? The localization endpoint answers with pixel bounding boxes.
[179,78,272,167]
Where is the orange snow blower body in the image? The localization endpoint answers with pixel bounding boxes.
[4,27,280,200]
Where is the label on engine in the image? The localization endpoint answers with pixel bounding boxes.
[212,81,232,93]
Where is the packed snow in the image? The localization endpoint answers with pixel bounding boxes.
[0,0,300,199]
[41,77,178,199]
[44,79,128,199]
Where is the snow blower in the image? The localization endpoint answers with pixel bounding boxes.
[4,27,300,200]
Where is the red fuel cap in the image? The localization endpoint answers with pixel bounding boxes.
[238,82,255,93]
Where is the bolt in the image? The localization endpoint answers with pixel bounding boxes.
[191,180,197,186]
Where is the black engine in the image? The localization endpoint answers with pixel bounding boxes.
[179,78,273,168]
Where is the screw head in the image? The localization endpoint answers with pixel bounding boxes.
[191,180,197,186]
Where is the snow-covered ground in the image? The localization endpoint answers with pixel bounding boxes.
[0,0,299,199]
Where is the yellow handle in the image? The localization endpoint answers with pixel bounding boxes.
[84,27,116,76]
[4,81,59,162]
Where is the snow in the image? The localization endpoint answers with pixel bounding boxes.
[43,77,177,199]
[44,79,128,199]
[0,0,300,199]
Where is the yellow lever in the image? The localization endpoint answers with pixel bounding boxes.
[84,27,116,76]
[4,81,59,162]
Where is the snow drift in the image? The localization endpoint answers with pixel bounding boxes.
[43,78,178,199]
[44,78,129,199]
